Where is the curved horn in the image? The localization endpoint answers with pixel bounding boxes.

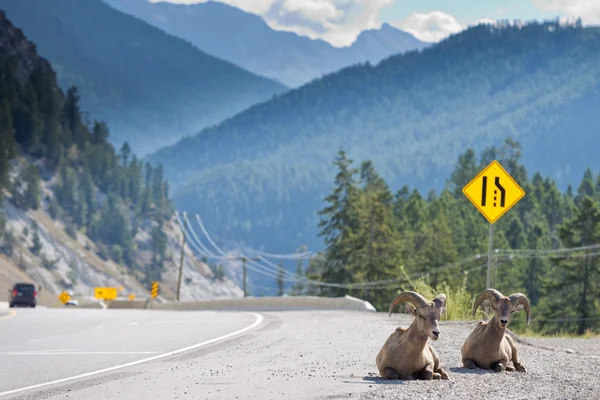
[389,291,430,317]
[509,293,531,325]
[473,288,504,317]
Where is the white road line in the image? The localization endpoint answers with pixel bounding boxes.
[27,335,61,343]
[128,322,139,326]
[147,320,196,324]
[13,349,74,354]
[0,312,264,398]
[0,311,16,320]
[0,352,162,355]
[90,324,105,330]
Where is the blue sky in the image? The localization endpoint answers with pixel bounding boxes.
[158,0,599,46]
[384,0,560,26]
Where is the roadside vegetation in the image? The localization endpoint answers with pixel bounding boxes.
[307,138,600,337]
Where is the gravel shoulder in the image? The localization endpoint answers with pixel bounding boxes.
[360,318,600,400]
[513,335,600,357]
[6,310,599,400]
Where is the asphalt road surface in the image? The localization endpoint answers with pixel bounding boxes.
[0,307,598,399]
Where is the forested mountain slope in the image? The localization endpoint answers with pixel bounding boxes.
[148,20,600,257]
[103,0,427,87]
[0,10,242,301]
[0,0,287,156]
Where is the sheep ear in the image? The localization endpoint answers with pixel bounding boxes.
[405,304,416,316]
[433,293,446,308]
[433,294,447,314]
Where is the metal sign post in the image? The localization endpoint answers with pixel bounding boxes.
[463,160,525,290]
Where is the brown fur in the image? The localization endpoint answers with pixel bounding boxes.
[376,291,450,380]
[461,289,530,372]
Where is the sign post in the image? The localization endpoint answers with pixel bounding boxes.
[462,160,525,288]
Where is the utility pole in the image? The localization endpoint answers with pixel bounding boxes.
[176,217,187,302]
[242,257,247,298]
[236,256,260,298]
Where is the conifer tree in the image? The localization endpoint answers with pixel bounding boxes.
[316,148,361,296]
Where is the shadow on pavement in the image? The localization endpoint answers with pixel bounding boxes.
[358,374,413,385]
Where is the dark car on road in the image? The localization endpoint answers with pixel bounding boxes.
[9,283,37,308]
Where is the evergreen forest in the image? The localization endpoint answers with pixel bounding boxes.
[302,138,600,336]
[0,49,173,284]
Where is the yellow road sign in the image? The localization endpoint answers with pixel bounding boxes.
[94,287,118,301]
[128,294,136,301]
[58,291,71,304]
[151,281,159,299]
[462,160,525,224]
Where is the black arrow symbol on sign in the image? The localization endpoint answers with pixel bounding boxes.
[495,177,506,207]
[481,176,487,206]
[481,176,506,207]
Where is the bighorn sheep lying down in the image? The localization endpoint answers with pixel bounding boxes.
[376,291,449,380]
[461,288,531,372]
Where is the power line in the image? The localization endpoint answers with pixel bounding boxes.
[249,249,314,260]
[497,243,600,255]
[173,210,600,291]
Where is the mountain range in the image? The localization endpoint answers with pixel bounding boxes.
[102,0,428,87]
[147,20,600,258]
[0,9,242,302]
[0,0,287,156]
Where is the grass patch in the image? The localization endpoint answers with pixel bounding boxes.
[514,327,599,339]
[396,266,478,321]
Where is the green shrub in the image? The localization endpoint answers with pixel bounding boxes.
[394,266,477,321]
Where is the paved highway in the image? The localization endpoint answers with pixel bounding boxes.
[0,308,261,398]
[0,307,598,399]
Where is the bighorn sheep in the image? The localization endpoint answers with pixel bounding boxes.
[461,288,531,372]
[376,291,450,380]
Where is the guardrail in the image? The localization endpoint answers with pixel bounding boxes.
[105,295,377,312]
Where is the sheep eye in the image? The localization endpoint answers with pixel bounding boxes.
[419,315,425,320]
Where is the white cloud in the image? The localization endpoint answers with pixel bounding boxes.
[477,18,498,25]
[149,0,394,47]
[533,0,600,24]
[391,11,464,43]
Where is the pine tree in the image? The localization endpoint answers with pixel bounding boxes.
[353,164,403,307]
[575,168,596,206]
[119,142,131,167]
[61,86,83,148]
[415,195,459,287]
[30,225,42,255]
[23,163,41,210]
[538,195,600,334]
[449,148,478,196]
[0,98,15,194]
[316,148,361,296]
[525,220,551,306]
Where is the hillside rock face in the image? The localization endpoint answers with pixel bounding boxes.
[0,10,53,87]
[0,10,243,302]
[1,185,243,302]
